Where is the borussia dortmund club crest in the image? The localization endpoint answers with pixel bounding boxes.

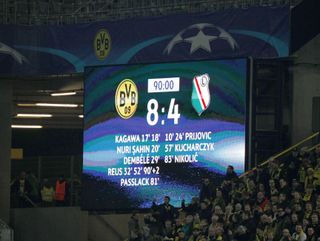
[191,74,211,116]
[115,79,138,119]
[94,29,111,60]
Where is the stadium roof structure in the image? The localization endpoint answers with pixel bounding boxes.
[1,0,302,25]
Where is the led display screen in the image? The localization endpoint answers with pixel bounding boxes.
[82,59,248,210]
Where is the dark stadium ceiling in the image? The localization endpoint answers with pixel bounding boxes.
[0,0,303,25]
[11,74,84,129]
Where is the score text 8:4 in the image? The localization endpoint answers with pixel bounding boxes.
[146,98,180,126]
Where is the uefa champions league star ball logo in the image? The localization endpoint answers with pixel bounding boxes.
[164,23,239,55]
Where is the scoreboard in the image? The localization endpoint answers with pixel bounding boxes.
[82,58,248,210]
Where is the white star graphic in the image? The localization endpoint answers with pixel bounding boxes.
[184,30,217,54]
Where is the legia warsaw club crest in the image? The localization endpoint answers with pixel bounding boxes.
[191,74,211,116]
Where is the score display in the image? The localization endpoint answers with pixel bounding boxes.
[82,59,248,210]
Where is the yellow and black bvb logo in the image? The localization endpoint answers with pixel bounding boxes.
[115,79,138,119]
[94,29,111,60]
